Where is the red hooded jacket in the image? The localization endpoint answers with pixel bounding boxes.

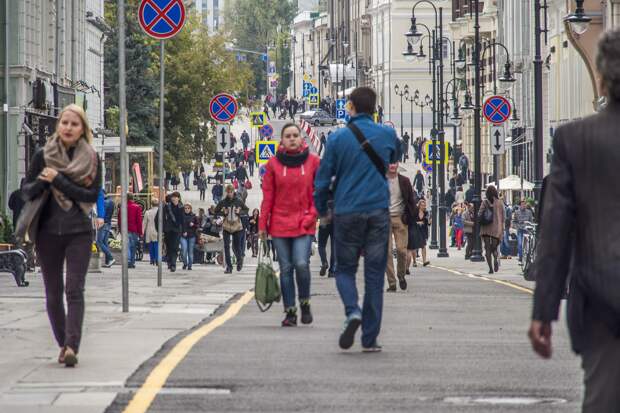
[259,144,320,238]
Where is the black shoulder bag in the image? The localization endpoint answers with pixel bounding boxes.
[347,122,386,179]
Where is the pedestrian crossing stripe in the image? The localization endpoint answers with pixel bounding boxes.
[256,140,279,164]
[250,112,267,127]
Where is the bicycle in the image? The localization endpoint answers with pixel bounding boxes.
[520,222,537,281]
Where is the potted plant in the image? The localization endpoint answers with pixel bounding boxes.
[0,212,14,251]
[109,238,123,264]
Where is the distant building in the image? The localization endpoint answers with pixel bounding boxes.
[192,0,224,33]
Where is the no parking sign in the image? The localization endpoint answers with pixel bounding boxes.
[138,0,186,40]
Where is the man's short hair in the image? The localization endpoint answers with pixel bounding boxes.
[349,87,377,115]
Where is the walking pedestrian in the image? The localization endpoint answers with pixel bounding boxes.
[236,182,248,204]
[212,179,223,204]
[117,193,143,269]
[259,123,321,327]
[248,149,256,177]
[180,203,199,270]
[143,198,159,265]
[462,202,475,260]
[452,205,464,250]
[319,132,326,156]
[408,198,430,267]
[315,87,400,351]
[512,199,534,262]
[197,171,207,202]
[19,104,100,367]
[248,208,260,257]
[385,161,417,292]
[528,29,620,412]
[215,184,249,273]
[413,170,425,198]
[156,191,184,272]
[478,185,504,274]
[402,132,410,160]
[97,190,116,267]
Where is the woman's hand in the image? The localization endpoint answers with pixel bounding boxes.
[38,167,58,183]
[258,230,267,240]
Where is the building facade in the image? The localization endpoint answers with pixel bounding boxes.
[0,0,105,210]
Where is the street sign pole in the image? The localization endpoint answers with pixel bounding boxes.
[118,0,129,312]
[157,40,165,287]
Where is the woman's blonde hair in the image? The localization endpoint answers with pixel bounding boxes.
[54,104,94,144]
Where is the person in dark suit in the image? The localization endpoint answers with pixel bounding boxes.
[528,29,620,412]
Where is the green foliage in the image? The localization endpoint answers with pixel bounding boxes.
[225,0,297,96]
[0,211,13,244]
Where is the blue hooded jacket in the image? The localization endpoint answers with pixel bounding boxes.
[314,114,400,216]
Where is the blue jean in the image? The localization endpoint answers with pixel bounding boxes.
[272,235,313,310]
[180,236,196,267]
[517,228,526,260]
[334,209,390,348]
[148,241,159,263]
[96,223,113,263]
[128,232,139,266]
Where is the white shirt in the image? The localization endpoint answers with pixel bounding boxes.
[388,176,404,216]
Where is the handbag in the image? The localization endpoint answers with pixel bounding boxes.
[244,179,252,190]
[14,190,50,245]
[255,240,281,312]
[479,200,494,225]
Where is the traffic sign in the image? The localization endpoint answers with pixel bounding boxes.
[336,99,346,110]
[259,124,274,138]
[425,140,449,164]
[303,73,311,82]
[250,112,267,127]
[383,120,395,128]
[483,95,511,124]
[303,82,312,91]
[209,93,238,123]
[310,86,318,94]
[490,124,506,155]
[256,140,279,164]
[216,124,231,153]
[139,0,186,40]
[308,93,320,106]
[336,109,346,120]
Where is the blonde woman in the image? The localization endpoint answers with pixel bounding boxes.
[143,198,160,265]
[20,104,100,367]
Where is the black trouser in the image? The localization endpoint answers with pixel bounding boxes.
[223,230,244,269]
[318,223,335,271]
[249,162,255,176]
[199,189,206,201]
[483,235,500,271]
[165,231,180,269]
[36,231,92,352]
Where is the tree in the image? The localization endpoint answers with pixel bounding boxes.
[224,0,297,96]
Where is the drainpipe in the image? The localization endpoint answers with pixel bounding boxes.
[4,0,9,208]
[71,0,76,83]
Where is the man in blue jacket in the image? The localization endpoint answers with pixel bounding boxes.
[315,87,400,352]
[97,190,116,267]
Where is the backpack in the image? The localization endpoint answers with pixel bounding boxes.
[479,200,494,225]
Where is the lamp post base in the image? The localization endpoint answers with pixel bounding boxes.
[429,241,439,250]
[469,249,485,262]
[437,248,449,258]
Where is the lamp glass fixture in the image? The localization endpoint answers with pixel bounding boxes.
[499,62,516,83]
[402,41,417,61]
[565,1,592,35]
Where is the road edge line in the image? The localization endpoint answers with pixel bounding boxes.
[430,265,534,295]
[122,290,255,413]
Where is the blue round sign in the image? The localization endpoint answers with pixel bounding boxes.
[483,95,511,124]
[259,124,274,138]
[422,160,432,173]
[209,93,238,123]
[139,0,186,40]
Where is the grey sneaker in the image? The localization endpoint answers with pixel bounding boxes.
[362,343,383,353]
[103,258,116,268]
[339,314,362,350]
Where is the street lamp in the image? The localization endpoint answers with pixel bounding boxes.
[394,84,409,138]
[413,89,432,141]
[565,0,591,35]
[402,40,417,61]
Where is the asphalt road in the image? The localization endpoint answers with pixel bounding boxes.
[105,261,582,413]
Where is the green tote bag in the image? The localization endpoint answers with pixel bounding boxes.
[255,240,281,312]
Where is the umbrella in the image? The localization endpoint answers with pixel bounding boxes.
[487,175,534,191]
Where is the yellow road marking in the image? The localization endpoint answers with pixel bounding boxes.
[430,265,533,295]
[123,291,255,413]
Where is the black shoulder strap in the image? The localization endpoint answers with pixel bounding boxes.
[347,122,386,179]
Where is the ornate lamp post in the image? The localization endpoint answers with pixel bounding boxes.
[394,84,409,139]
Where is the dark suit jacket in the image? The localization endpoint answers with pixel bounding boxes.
[398,174,417,225]
[532,102,620,353]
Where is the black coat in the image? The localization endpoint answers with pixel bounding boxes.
[156,202,184,234]
[532,102,620,353]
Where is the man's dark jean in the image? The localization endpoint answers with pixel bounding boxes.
[223,230,244,269]
[334,208,390,348]
[318,223,335,272]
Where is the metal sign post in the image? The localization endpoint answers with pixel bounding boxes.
[118,0,129,312]
[139,0,186,288]
[157,41,165,288]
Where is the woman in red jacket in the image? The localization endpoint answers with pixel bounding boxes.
[259,123,321,327]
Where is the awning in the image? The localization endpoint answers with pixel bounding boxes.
[487,175,534,191]
[337,86,356,98]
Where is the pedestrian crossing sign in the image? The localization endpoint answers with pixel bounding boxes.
[424,141,449,164]
[308,93,320,106]
[250,112,267,127]
[256,140,279,164]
